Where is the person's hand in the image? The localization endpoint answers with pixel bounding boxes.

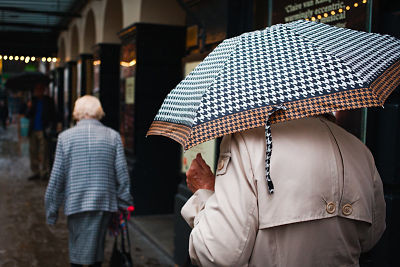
[26,100,32,109]
[186,153,215,193]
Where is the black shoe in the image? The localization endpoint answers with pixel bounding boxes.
[28,174,40,181]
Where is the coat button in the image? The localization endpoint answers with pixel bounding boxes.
[217,160,224,171]
[326,202,336,214]
[342,204,353,216]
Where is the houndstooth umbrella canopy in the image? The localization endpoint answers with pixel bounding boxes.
[148,20,400,151]
[148,20,400,193]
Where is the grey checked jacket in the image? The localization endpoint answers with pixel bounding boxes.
[45,119,133,225]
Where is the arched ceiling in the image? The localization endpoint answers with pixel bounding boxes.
[102,0,122,43]
[83,9,96,53]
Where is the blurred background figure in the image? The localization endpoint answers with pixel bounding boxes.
[0,98,8,130]
[24,83,55,180]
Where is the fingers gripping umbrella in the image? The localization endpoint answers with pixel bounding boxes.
[148,20,400,193]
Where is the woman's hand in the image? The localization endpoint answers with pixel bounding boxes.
[186,153,215,193]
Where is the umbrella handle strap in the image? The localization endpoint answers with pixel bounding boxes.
[265,119,274,194]
[265,105,286,194]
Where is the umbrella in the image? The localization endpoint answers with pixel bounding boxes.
[5,72,50,92]
[147,20,400,193]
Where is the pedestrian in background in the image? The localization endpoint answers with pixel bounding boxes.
[0,98,8,130]
[183,115,386,266]
[45,95,133,267]
[25,83,56,180]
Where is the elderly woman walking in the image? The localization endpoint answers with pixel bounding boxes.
[45,95,133,267]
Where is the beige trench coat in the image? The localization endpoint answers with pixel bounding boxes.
[181,117,386,267]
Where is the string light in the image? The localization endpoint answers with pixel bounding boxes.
[305,0,367,21]
[0,54,58,63]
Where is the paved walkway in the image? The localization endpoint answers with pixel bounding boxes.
[0,124,174,267]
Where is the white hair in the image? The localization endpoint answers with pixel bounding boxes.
[73,95,105,121]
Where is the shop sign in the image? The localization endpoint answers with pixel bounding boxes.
[272,0,368,30]
[125,77,135,104]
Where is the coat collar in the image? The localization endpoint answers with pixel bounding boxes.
[77,119,103,126]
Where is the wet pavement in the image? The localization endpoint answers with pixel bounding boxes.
[0,124,174,267]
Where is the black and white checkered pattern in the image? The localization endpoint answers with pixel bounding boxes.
[265,119,274,194]
[45,119,133,225]
[288,20,400,84]
[192,23,365,125]
[151,20,400,193]
[155,36,241,126]
[153,20,396,128]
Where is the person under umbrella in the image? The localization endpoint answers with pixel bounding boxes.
[183,114,385,266]
[147,20,398,266]
[45,95,133,267]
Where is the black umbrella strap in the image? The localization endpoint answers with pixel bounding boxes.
[265,105,286,194]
